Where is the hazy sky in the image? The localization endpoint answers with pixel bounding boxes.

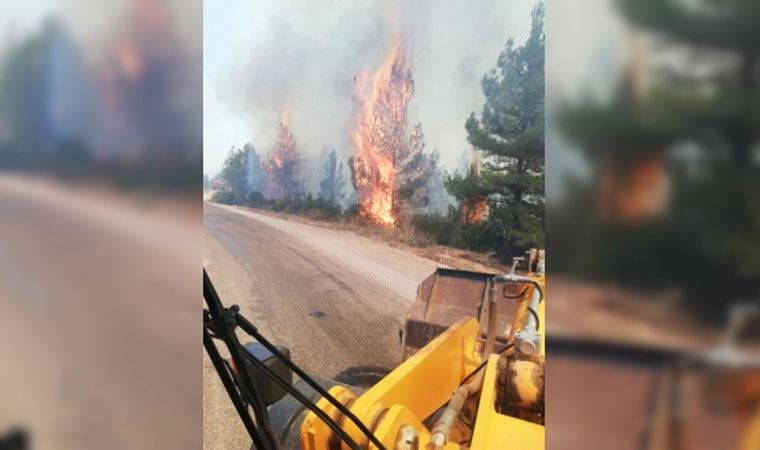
[203,0,542,178]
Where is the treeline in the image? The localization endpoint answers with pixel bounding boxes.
[209,4,545,262]
[209,143,347,221]
[0,19,201,190]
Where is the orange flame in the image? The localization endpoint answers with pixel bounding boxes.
[351,36,414,226]
[264,105,297,199]
[280,103,289,128]
[462,197,489,224]
[597,153,669,224]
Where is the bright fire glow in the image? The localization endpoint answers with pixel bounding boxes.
[264,105,297,198]
[351,36,414,226]
[462,197,489,224]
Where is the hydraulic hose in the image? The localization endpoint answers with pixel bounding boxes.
[429,274,544,449]
[497,274,544,355]
[429,275,499,449]
[482,277,498,360]
[428,370,486,449]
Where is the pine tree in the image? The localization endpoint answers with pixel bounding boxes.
[348,40,437,225]
[243,142,265,194]
[264,120,303,202]
[559,0,760,310]
[319,149,346,203]
[219,145,250,202]
[446,3,545,259]
[396,124,437,216]
[425,153,455,215]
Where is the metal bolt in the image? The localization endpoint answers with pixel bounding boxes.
[395,425,419,450]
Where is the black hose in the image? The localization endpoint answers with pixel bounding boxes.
[239,346,364,450]
[527,307,541,331]
[502,284,530,299]
[204,268,384,450]
[236,312,388,450]
[203,326,268,450]
[204,272,280,450]
[497,277,544,303]
[460,343,515,386]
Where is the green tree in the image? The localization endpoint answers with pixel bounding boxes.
[558,0,760,312]
[243,142,265,194]
[446,3,545,259]
[0,20,90,168]
[319,149,346,203]
[218,145,251,202]
[425,153,455,215]
[396,124,437,216]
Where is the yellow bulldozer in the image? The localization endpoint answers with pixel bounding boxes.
[203,250,546,450]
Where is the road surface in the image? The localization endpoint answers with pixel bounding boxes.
[204,202,442,376]
[0,174,200,450]
[203,202,442,449]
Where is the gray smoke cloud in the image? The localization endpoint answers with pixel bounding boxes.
[205,0,539,192]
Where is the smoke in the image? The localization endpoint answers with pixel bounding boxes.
[0,0,202,164]
[246,143,265,194]
[80,0,202,159]
[205,0,539,191]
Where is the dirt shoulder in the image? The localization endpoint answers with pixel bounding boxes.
[219,203,510,274]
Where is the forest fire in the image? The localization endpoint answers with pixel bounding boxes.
[264,105,300,200]
[462,197,489,224]
[270,107,292,169]
[94,0,195,158]
[350,36,415,226]
[597,153,669,224]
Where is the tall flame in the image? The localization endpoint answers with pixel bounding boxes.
[280,103,289,128]
[264,104,297,199]
[351,36,414,226]
[462,150,489,224]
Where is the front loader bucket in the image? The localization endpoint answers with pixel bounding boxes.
[402,268,521,360]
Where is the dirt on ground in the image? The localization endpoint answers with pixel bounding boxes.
[231,205,511,273]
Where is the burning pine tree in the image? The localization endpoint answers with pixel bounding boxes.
[264,108,303,202]
[460,151,489,224]
[349,36,435,226]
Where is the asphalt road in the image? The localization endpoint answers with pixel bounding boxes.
[0,175,200,450]
[202,202,445,377]
[202,202,442,449]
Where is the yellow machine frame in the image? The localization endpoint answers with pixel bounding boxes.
[301,276,545,450]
